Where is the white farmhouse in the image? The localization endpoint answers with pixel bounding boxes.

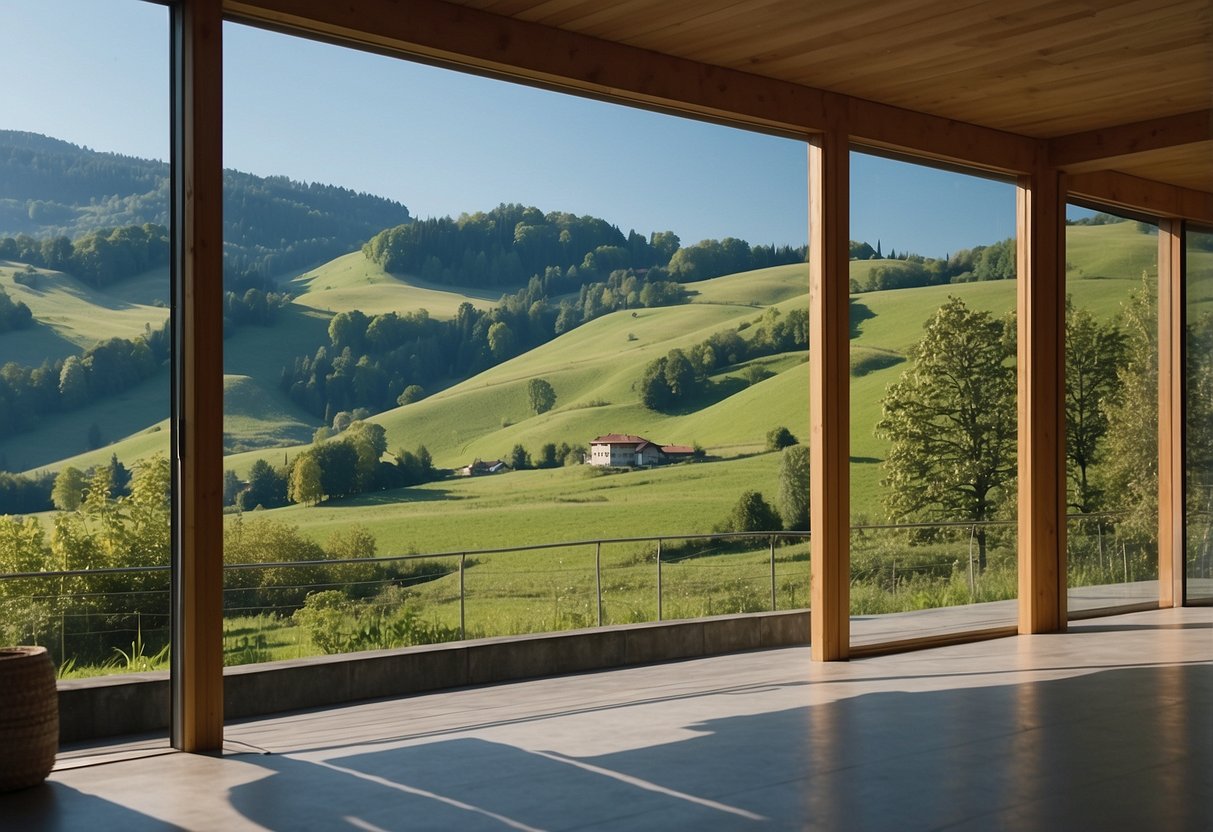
[588,434,696,467]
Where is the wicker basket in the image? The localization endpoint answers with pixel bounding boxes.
[0,646,59,791]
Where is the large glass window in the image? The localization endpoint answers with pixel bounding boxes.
[1064,206,1160,615]
[848,151,1017,648]
[1186,225,1213,603]
[219,22,809,664]
[0,0,171,687]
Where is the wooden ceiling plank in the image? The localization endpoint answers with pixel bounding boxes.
[224,0,1039,173]
[1067,170,1213,225]
[1050,110,1213,171]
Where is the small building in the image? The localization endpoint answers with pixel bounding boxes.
[589,434,694,467]
[458,459,509,477]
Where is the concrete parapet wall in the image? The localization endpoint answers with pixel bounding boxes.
[57,610,809,744]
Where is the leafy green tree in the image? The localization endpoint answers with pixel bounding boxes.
[527,378,557,414]
[222,469,243,507]
[345,421,388,492]
[509,444,532,471]
[876,297,1017,570]
[242,459,288,510]
[313,440,359,500]
[58,355,88,409]
[397,384,425,405]
[723,491,782,533]
[1099,275,1158,542]
[288,452,324,506]
[639,356,673,411]
[1065,300,1127,513]
[766,426,798,451]
[487,321,516,360]
[52,466,87,512]
[663,349,697,399]
[778,445,811,531]
[536,443,559,468]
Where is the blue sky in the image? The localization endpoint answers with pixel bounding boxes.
[3,0,1031,257]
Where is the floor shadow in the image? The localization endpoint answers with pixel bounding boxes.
[224,663,1213,831]
[2,781,183,831]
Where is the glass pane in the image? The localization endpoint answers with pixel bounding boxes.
[849,151,1018,649]
[0,0,171,690]
[1186,225,1213,603]
[1064,207,1159,614]
[221,22,809,663]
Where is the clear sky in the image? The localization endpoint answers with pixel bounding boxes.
[3,0,1034,258]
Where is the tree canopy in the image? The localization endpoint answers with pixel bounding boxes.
[876,297,1017,569]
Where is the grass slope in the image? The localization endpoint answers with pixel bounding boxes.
[288,252,503,317]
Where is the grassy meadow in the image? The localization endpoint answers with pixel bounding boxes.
[6,219,1209,671]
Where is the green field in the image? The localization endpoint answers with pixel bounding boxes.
[7,219,1202,672]
[12,219,1207,521]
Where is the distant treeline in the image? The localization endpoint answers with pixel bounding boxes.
[0,223,168,288]
[847,237,1016,293]
[363,203,807,289]
[0,286,32,333]
[640,307,809,412]
[281,267,686,420]
[228,426,440,510]
[0,322,169,437]
[0,130,411,282]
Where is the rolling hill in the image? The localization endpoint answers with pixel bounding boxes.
[7,218,1209,535]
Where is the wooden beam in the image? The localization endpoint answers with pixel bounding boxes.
[1017,161,1067,633]
[809,126,849,661]
[1050,110,1212,173]
[171,0,225,753]
[1068,170,1213,226]
[847,98,1036,176]
[223,0,1038,173]
[1158,219,1185,608]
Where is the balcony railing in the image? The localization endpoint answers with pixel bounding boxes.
[0,514,1160,674]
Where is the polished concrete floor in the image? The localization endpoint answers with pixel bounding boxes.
[4,606,1211,831]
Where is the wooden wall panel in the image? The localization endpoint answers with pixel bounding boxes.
[809,127,850,661]
[172,0,225,753]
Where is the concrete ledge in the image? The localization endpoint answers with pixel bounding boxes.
[58,610,809,743]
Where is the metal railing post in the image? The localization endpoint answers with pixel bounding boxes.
[770,535,777,611]
[459,553,466,640]
[595,542,603,627]
[656,538,663,621]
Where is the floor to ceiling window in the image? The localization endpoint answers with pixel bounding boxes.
[1186,224,1213,603]
[1064,206,1160,616]
[218,20,810,664]
[0,0,172,690]
[848,150,1018,649]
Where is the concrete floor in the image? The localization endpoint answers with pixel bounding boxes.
[4,606,1211,831]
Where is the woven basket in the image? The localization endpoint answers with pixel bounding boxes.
[0,646,59,791]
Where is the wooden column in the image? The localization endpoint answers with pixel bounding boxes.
[1017,162,1067,633]
[1158,219,1185,607]
[809,127,850,660]
[171,0,224,752]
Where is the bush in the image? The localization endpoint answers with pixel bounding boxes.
[766,426,798,451]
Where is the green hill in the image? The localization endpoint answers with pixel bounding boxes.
[13,219,1211,530]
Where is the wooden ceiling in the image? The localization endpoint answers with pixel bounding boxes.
[228,0,1211,201]
[448,0,1211,192]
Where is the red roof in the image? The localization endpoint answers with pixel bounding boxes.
[661,445,695,455]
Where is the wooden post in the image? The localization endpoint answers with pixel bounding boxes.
[1017,161,1067,633]
[171,0,224,753]
[809,127,850,660]
[1158,219,1185,607]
